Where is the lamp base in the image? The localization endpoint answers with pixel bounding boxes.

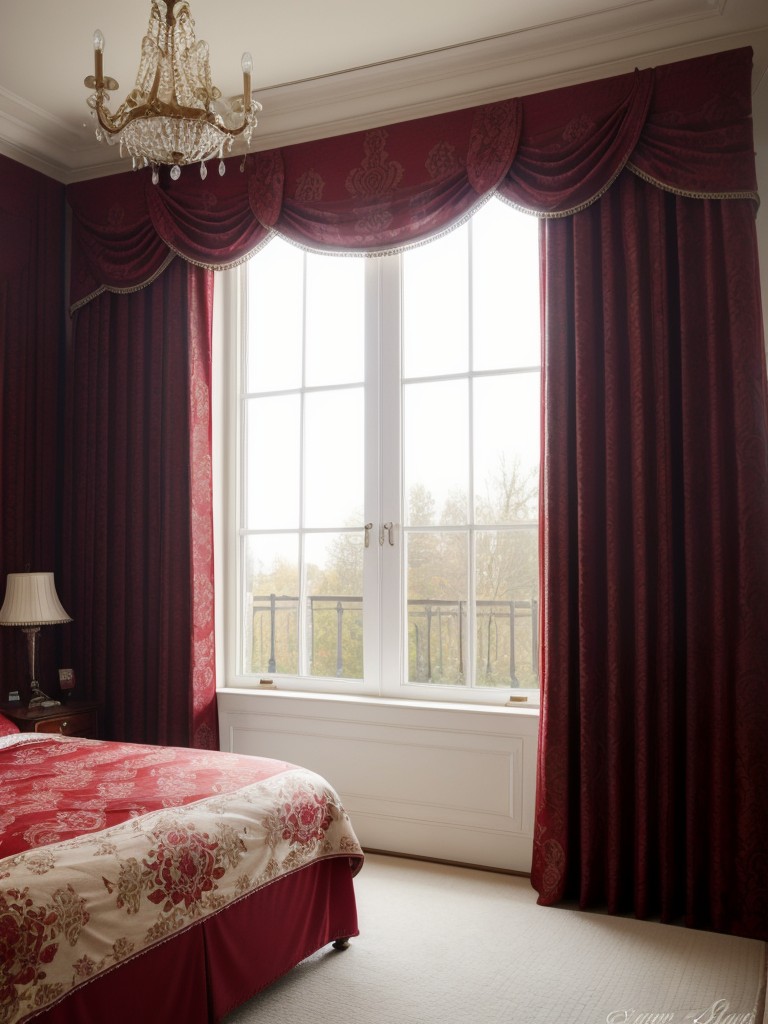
[28,684,60,708]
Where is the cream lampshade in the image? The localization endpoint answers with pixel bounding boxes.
[0,573,72,707]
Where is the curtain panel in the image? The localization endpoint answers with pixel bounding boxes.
[533,177,768,939]
[61,260,217,749]
[64,46,768,938]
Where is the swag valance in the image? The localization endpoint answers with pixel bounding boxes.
[68,46,758,311]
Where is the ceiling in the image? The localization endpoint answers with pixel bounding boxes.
[0,0,766,184]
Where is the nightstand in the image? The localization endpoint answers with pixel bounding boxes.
[0,700,101,739]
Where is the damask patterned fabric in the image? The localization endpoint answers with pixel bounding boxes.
[0,734,363,1024]
[531,170,768,941]
[67,47,758,310]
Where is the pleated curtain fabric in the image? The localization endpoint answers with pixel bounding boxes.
[61,259,217,749]
[0,156,64,694]
[531,173,768,940]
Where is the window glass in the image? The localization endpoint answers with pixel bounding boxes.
[402,225,468,378]
[246,242,303,393]
[305,253,365,388]
[304,388,364,529]
[473,373,540,525]
[305,532,364,679]
[403,379,469,528]
[406,531,468,684]
[474,530,539,688]
[243,533,299,675]
[244,394,300,531]
[472,201,540,371]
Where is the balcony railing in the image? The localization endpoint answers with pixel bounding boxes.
[247,593,539,686]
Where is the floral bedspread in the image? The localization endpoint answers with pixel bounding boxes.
[0,734,363,1024]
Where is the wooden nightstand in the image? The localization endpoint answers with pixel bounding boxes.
[0,700,101,739]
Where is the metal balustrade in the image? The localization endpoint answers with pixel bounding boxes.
[247,593,539,686]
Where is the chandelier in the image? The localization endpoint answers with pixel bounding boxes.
[84,0,261,183]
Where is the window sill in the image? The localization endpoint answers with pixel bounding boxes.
[217,685,540,718]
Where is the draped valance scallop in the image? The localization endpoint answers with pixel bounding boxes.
[68,46,758,311]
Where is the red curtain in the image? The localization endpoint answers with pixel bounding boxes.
[64,46,768,935]
[531,173,768,940]
[60,259,217,748]
[0,156,65,699]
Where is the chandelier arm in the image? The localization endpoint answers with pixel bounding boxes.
[95,103,154,136]
[98,99,257,134]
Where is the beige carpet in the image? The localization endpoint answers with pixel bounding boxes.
[223,853,767,1024]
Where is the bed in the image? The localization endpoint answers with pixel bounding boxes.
[0,713,363,1024]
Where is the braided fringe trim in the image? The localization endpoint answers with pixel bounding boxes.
[626,163,760,209]
[69,252,176,315]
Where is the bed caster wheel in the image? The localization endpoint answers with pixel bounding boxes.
[332,938,350,950]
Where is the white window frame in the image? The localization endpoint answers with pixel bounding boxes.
[214,211,541,709]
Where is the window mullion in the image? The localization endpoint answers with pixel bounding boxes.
[362,256,383,693]
[236,266,250,679]
[467,217,476,690]
[378,253,403,698]
[297,252,308,677]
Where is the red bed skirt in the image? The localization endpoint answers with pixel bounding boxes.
[31,856,359,1024]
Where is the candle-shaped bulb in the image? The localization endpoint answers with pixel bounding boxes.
[93,29,105,85]
[241,52,253,116]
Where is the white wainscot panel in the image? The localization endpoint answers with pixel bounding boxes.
[217,690,539,874]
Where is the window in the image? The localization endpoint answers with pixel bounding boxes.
[226,197,540,705]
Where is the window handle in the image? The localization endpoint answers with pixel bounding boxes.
[380,522,395,547]
[364,523,373,548]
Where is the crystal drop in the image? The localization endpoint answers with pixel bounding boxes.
[219,160,226,177]
[200,162,207,181]
[171,164,181,181]
[152,167,159,185]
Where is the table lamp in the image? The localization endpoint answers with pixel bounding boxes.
[0,572,72,707]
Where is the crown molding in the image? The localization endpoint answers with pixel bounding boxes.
[245,26,768,150]
[2,1,765,184]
